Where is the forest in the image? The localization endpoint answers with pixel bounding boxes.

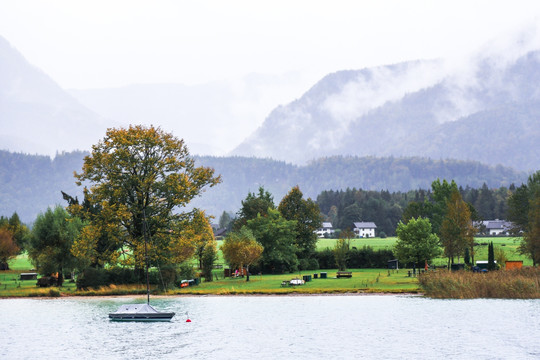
[316,183,514,236]
[0,149,529,223]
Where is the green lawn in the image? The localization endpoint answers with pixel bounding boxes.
[317,237,397,251]
[1,236,531,297]
[170,268,420,295]
[317,236,531,266]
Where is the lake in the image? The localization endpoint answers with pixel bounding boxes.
[1,295,539,359]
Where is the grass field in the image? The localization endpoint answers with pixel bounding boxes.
[1,236,530,298]
[0,268,420,297]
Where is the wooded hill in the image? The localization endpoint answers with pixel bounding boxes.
[0,150,529,223]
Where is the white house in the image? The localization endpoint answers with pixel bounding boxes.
[476,220,513,236]
[316,222,335,238]
[353,222,377,238]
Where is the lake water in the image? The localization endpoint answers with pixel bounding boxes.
[1,295,539,359]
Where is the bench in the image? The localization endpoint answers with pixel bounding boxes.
[336,271,352,278]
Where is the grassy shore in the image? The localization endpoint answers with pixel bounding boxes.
[418,268,540,299]
[1,236,532,298]
[0,268,420,297]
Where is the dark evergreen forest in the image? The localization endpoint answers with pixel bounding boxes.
[316,183,514,237]
[0,150,530,224]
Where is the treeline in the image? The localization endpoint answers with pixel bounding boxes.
[316,184,516,236]
[0,149,529,223]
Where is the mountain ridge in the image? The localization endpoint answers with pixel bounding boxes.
[232,53,540,171]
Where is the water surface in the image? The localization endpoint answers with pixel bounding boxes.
[1,295,539,359]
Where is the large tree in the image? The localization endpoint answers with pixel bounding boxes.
[0,228,19,270]
[278,186,322,259]
[191,209,216,270]
[508,170,540,266]
[429,179,458,235]
[0,212,29,251]
[247,208,298,273]
[221,227,263,281]
[73,125,221,268]
[234,186,275,230]
[394,217,441,267]
[440,190,476,265]
[28,206,82,285]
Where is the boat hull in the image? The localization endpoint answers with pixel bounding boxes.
[109,312,175,322]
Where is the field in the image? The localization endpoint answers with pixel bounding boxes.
[0,236,530,298]
[0,268,419,297]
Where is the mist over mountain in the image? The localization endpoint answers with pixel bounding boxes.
[0,36,114,155]
[232,52,540,171]
[68,73,308,155]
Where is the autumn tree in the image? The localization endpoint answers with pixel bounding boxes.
[190,209,216,270]
[278,186,322,259]
[64,190,123,268]
[394,217,441,267]
[221,227,263,281]
[28,206,83,285]
[0,228,19,270]
[0,212,29,251]
[72,125,221,269]
[440,190,476,265]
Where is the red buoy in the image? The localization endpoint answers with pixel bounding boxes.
[186,318,191,322]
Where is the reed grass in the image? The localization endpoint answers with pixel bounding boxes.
[418,268,540,299]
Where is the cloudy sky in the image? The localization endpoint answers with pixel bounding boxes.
[1,0,540,90]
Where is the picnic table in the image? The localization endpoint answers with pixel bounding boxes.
[336,271,352,278]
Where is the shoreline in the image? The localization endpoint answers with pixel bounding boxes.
[1,291,423,300]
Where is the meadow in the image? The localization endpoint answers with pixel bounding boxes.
[0,236,530,298]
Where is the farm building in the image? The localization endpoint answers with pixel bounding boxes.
[475,220,513,235]
[353,222,377,238]
[316,222,335,238]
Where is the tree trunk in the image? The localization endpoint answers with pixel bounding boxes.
[246,265,250,282]
[57,268,64,287]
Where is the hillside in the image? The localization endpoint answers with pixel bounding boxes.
[232,54,540,171]
[0,150,528,223]
[0,36,115,155]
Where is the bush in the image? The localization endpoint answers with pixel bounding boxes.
[308,258,319,270]
[314,246,394,269]
[106,267,138,284]
[176,263,195,282]
[314,248,335,269]
[76,268,108,289]
[379,231,387,239]
[298,258,310,270]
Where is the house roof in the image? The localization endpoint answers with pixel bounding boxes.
[353,222,377,229]
[321,222,333,228]
[476,220,513,230]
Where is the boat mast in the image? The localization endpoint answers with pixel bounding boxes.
[143,209,150,305]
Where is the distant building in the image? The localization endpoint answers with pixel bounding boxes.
[316,222,335,238]
[353,222,377,238]
[475,220,513,236]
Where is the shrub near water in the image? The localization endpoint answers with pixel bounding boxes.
[418,268,540,299]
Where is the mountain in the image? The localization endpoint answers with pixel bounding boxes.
[0,150,528,223]
[231,53,540,171]
[68,72,309,155]
[0,36,115,155]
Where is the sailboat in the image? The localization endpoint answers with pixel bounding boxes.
[109,211,175,322]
